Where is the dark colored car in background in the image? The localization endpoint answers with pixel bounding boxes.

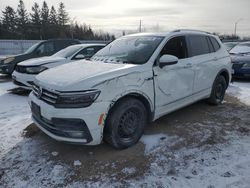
[230,42,250,78]
[0,39,80,75]
[223,42,239,51]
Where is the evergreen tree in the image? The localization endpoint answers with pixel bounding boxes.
[0,1,115,40]
[1,6,17,34]
[49,6,57,25]
[41,1,49,38]
[57,2,69,26]
[41,1,49,25]
[16,0,29,38]
[30,2,41,39]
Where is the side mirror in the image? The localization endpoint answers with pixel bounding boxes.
[159,55,178,68]
[74,54,85,59]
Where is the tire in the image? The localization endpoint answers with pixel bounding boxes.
[207,75,227,105]
[104,97,147,149]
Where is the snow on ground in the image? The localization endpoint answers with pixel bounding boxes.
[227,81,250,106]
[0,81,32,158]
[0,79,250,187]
[140,133,168,153]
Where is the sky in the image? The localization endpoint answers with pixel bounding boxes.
[0,0,250,37]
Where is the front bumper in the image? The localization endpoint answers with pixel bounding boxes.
[12,71,35,89]
[232,68,250,78]
[29,92,110,145]
[0,62,15,74]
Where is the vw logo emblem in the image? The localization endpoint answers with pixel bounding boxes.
[37,86,43,98]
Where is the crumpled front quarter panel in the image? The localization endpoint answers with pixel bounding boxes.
[94,70,155,112]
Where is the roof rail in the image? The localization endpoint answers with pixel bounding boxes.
[172,29,211,34]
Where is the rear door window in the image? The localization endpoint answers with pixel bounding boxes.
[206,37,215,52]
[210,37,221,51]
[188,35,210,56]
[35,41,55,55]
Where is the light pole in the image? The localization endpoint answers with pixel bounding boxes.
[234,18,243,37]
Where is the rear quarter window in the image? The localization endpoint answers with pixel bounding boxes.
[210,37,221,51]
[188,35,210,56]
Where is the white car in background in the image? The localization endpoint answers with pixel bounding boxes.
[30,30,232,149]
[12,44,105,89]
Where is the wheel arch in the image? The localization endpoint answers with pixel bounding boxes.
[106,91,154,124]
[216,68,230,88]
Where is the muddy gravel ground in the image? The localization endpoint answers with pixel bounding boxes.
[1,90,250,187]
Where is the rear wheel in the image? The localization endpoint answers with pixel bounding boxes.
[104,98,147,149]
[208,75,227,105]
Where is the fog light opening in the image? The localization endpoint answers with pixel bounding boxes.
[66,131,86,139]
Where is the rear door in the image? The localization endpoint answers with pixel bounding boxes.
[186,35,217,93]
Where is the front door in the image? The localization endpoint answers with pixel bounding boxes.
[153,36,195,118]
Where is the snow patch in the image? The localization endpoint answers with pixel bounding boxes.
[122,167,136,175]
[51,151,59,156]
[140,133,168,153]
[51,165,68,184]
[74,160,82,166]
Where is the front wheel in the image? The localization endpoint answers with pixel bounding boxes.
[104,98,147,149]
[207,75,227,105]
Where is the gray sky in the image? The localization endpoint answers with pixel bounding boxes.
[1,0,250,37]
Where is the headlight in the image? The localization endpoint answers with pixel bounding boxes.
[3,57,15,64]
[55,90,101,108]
[26,66,47,74]
[242,63,250,68]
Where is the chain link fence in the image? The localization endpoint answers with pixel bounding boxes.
[0,40,108,56]
[0,40,41,55]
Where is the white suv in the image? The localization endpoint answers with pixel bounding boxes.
[29,30,231,149]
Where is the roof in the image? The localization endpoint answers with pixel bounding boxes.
[70,43,106,48]
[125,29,213,38]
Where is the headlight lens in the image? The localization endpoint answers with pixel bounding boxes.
[55,90,101,108]
[26,66,47,74]
[242,63,250,68]
[3,57,15,64]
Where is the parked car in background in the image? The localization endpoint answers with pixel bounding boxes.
[230,42,250,78]
[223,42,239,51]
[0,39,80,75]
[12,44,105,89]
[30,30,231,149]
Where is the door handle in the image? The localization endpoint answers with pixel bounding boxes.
[213,57,218,61]
[183,63,192,68]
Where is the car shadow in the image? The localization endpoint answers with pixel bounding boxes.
[8,87,31,96]
[0,74,11,83]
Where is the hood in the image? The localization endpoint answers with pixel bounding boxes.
[19,56,66,66]
[231,54,250,63]
[35,60,139,91]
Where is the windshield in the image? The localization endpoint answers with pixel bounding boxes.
[52,45,82,58]
[92,36,164,64]
[230,43,250,55]
[25,42,42,54]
